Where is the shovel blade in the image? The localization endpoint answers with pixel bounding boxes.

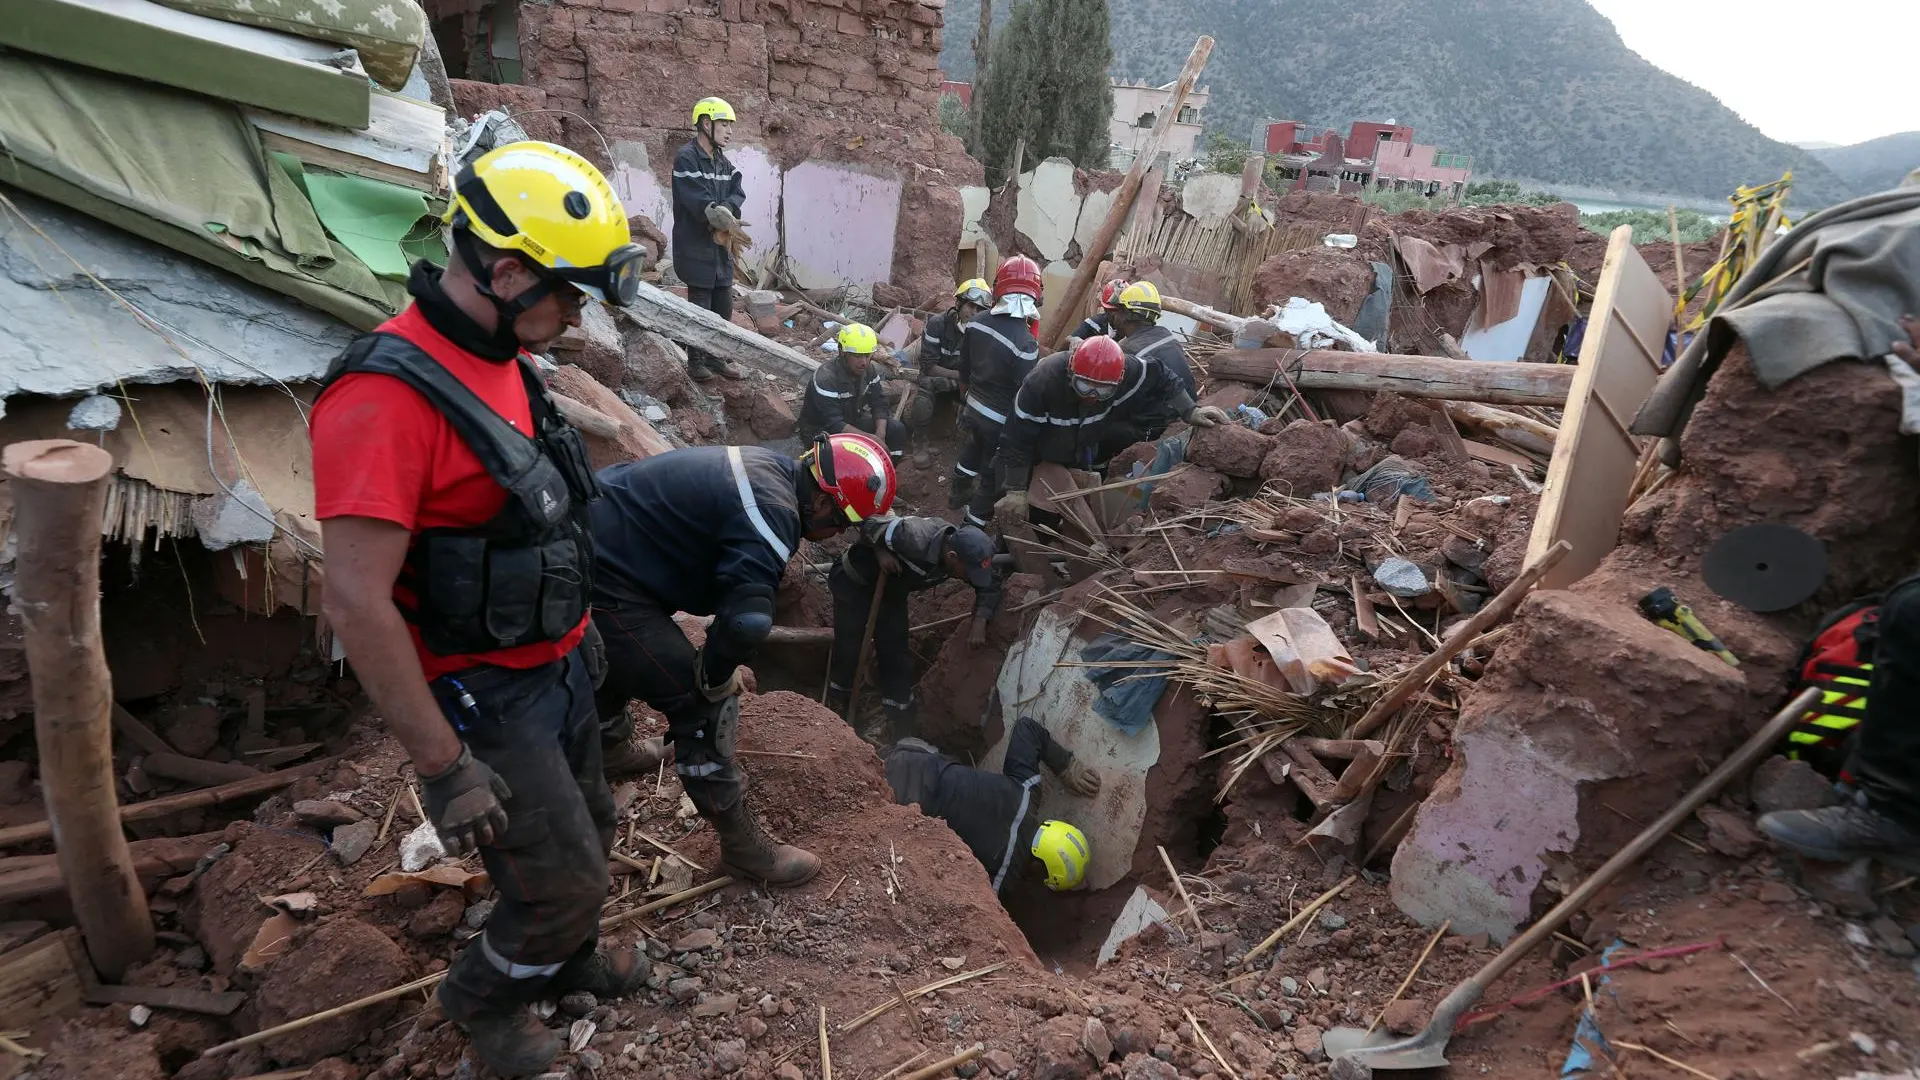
[1323,1024,1452,1073]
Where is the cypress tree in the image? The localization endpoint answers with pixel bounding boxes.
[970,0,1114,178]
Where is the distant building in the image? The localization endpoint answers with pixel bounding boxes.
[1110,78,1211,166]
[1259,119,1472,198]
[940,79,972,107]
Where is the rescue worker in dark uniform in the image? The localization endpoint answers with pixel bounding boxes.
[825,517,1002,739]
[903,278,992,455]
[313,142,649,1076]
[798,323,897,456]
[951,255,1044,525]
[672,96,748,382]
[588,434,897,888]
[882,717,1101,897]
[1759,581,1920,872]
[994,336,1228,536]
[1068,278,1128,344]
[1109,281,1199,441]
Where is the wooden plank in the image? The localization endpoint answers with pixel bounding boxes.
[0,928,84,1030]
[1208,349,1574,406]
[1525,226,1672,588]
[625,283,819,382]
[1038,35,1214,350]
[0,833,225,906]
[0,756,343,849]
[249,92,449,194]
[84,984,246,1017]
[1,0,371,129]
[1462,439,1537,470]
[109,702,174,758]
[1350,575,1380,641]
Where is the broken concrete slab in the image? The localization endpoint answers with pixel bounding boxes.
[0,191,354,417]
[1096,885,1173,968]
[1073,187,1117,260]
[1180,173,1241,224]
[1015,158,1082,264]
[1390,589,1748,941]
[622,284,818,383]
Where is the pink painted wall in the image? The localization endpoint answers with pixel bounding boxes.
[780,160,901,290]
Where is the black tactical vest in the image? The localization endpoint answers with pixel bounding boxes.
[319,333,602,658]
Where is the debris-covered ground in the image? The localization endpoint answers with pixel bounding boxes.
[5,187,1919,1080]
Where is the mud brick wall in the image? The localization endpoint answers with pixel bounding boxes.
[425,0,973,300]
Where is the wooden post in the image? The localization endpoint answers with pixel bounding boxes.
[1207,348,1575,406]
[1037,35,1213,350]
[4,439,155,979]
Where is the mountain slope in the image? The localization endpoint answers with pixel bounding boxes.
[939,0,1856,206]
[1813,132,1920,195]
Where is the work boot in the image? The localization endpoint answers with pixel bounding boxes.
[456,1009,562,1077]
[550,945,652,1000]
[712,801,820,887]
[948,475,975,511]
[882,701,918,742]
[688,359,717,383]
[1758,800,1920,873]
[823,685,851,718]
[711,358,750,380]
[603,735,671,777]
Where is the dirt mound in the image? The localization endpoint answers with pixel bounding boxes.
[255,918,415,1063]
[1250,248,1378,322]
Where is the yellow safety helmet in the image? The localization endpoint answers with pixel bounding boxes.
[1031,819,1090,891]
[836,323,879,355]
[692,97,737,127]
[447,141,643,307]
[955,278,992,308]
[1114,280,1163,319]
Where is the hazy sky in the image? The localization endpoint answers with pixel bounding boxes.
[1586,0,1916,147]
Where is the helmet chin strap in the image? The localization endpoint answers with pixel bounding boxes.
[453,229,562,351]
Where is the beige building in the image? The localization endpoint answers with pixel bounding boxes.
[1109,78,1211,165]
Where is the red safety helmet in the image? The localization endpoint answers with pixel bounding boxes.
[803,432,897,524]
[1098,278,1130,308]
[993,255,1043,301]
[1069,337,1126,401]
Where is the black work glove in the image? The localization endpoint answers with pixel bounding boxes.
[420,745,512,856]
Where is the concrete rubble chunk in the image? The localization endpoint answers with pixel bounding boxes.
[1696,806,1763,859]
[1081,1016,1113,1063]
[190,479,277,552]
[1186,422,1274,479]
[1372,557,1431,598]
[329,819,378,867]
[294,800,365,829]
[1392,591,1749,941]
[1749,756,1840,815]
[1803,858,1878,917]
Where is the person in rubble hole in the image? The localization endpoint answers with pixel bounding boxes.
[312,142,648,1076]
[824,516,1003,742]
[586,434,897,888]
[881,717,1102,897]
[797,323,900,458]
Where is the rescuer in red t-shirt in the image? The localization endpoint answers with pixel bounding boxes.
[311,142,647,1077]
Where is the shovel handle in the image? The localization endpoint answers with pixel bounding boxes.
[1465,685,1819,998]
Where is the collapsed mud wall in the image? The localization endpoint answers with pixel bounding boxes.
[425,0,979,303]
[1394,346,1920,940]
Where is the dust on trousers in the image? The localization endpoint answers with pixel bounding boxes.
[591,598,746,816]
[434,652,617,1022]
[827,545,919,716]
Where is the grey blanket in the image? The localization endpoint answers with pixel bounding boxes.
[1632,183,1920,441]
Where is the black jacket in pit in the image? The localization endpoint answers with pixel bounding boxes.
[882,717,1074,892]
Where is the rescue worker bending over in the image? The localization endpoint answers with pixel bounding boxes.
[1110,281,1199,441]
[798,323,897,456]
[826,517,1002,740]
[672,96,748,382]
[882,717,1100,897]
[951,256,1044,524]
[1068,278,1128,344]
[993,336,1228,536]
[314,142,649,1076]
[588,434,896,888]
